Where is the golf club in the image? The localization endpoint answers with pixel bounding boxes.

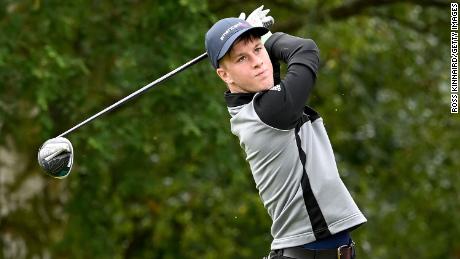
[38,18,274,179]
[37,52,207,178]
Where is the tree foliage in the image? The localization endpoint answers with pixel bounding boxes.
[0,1,458,258]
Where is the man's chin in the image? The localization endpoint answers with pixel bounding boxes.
[263,82,275,91]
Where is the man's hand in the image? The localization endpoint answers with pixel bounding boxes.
[238,5,274,43]
[239,5,274,28]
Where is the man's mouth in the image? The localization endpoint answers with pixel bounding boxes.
[255,70,266,77]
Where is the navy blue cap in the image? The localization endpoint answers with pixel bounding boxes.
[205,18,268,69]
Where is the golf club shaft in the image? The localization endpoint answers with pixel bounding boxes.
[58,52,208,138]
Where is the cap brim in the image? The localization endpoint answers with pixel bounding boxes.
[216,26,269,65]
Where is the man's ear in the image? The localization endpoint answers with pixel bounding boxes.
[216,67,232,85]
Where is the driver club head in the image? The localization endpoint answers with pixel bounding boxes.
[38,137,74,179]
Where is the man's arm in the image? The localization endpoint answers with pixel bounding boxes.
[254,32,320,130]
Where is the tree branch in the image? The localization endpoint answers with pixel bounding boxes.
[323,0,448,22]
[370,12,442,35]
[274,0,449,33]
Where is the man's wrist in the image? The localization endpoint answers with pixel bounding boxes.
[261,31,273,44]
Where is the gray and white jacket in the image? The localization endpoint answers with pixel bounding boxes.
[225,32,367,250]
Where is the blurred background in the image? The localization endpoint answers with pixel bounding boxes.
[0,0,458,258]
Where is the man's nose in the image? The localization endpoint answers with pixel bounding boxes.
[252,55,263,68]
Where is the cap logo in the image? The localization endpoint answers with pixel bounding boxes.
[220,22,247,41]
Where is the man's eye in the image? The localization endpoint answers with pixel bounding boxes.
[255,47,262,53]
[237,56,246,63]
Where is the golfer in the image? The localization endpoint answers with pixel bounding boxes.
[205,7,367,259]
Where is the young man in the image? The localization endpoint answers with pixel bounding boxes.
[205,7,366,259]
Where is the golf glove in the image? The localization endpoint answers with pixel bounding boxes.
[238,5,274,43]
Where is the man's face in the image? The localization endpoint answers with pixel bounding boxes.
[217,36,274,93]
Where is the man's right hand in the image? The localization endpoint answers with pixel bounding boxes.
[238,5,274,43]
[239,5,274,29]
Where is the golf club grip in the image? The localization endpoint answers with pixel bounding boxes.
[57,52,208,138]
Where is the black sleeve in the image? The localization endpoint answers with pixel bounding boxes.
[254,32,319,130]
